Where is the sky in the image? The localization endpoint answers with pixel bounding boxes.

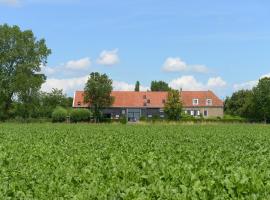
[1,0,270,98]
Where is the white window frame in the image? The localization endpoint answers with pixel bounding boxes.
[159,108,164,113]
[148,115,152,118]
[197,110,200,116]
[206,99,212,106]
[193,99,199,106]
[190,110,194,116]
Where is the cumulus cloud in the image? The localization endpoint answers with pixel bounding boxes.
[40,57,91,77]
[169,76,205,90]
[113,81,149,91]
[41,76,88,93]
[97,49,119,65]
[169,75,227,91]
[162,57,209,73]
[233,73,270,91]
[0,0,20,6]
[65,57,91,70]
[207,77,227,88]
[41,76,149,94]
[162,57,188,72]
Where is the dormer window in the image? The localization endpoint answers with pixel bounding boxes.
[143,95,147,99]
[206,99,212,106]
[147,99,150,104]
[77,102,81,106]
[192,99,199,106]
[162,99,166,104]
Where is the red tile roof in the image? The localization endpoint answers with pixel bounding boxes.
[73,90,223,108]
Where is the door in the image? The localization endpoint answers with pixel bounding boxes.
[127,109,141,122]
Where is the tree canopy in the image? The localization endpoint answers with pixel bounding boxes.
[84,72,114,122]
[135,81,140,91]
[225,77,270,123]
[164,89,182,120]
[0,24,51,119]
[151,80,170,91]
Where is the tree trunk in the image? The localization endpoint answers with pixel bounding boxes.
[3,93,13,119]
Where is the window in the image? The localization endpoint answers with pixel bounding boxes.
[206,99,212,106]
[204,110,208,117]
[190,110,194,116]
[143,95,147,99]
[77,102,81,106]
[115,115,120,118]
[122,110,126,114]
[193,99,199,105]
[160,115,164,118]
[148,115,152,118]
[162,99,166,104]
[197,110,200,116]
[184,110,187,114]
[159,108,164,113]
[147,99,151,104]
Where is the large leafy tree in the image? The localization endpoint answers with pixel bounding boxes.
[151,80,170,91]
[135,81,140,91]
[37,89,72,118]
[252,77,270,123]
[224,89,253,117]
[0,24,51,119]
[84,72,114,122]
[164,89,182,120]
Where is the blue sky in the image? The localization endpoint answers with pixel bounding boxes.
[1,0,270,98]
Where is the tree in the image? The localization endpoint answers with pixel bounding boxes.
[0,24,51,119]
[84,72,114,122]
[224,89,253,117]
[38,89,72,118]
[164,89,182,120]
[252,77,270,123]
[135,81,140,91]
[151,80,170,91]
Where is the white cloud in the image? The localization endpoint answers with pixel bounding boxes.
[233,73,270,91]
[41,76,149,94]
[65,57,91,70]
[97,49,119,65]
[162,57,209,73]
[0,0,20,6]
[41,76,88,93]
[113,81,149,91]
[169,76,205,90]
[233,80,257,91]
[207,76,227,88]
[169,75,227,91]
[191,65,209,73]
[162,57,187,72]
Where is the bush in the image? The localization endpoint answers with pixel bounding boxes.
[139,116,146,121]
[120,116,127,124]
[70,109,91,123]
[52,107,67,123]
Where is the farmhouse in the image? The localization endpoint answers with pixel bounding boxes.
[73,90,223,121]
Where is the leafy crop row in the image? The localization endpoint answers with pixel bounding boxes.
[0,124,270,199]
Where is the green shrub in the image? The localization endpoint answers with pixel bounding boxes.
[120,116,127,124]
[139,116,146,121]
[70,109,91,123]
[52,107,67,123]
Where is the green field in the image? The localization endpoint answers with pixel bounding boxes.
[1,124,270,199]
